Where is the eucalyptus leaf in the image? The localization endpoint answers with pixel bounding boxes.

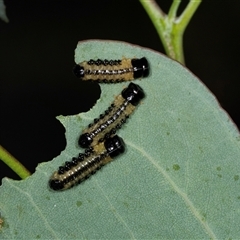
[1,40,240,239]
[0,0,9,23]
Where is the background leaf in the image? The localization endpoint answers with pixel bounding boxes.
[0,0,9,23]
[1,40,240,239]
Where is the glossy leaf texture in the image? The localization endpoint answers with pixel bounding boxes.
[1,40,240,239]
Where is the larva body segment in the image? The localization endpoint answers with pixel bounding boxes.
[78,83,145,148]
[49,135,125,191]
[73,57,149,83]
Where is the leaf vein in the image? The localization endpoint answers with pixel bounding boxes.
[126,140,217,239]
[5,179,59,239]
[94,180,136,239]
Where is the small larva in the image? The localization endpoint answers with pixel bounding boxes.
[73,57,149,83]
[78,82,145,148]
[49,135,125,191]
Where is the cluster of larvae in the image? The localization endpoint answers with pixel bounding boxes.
[49,56,149,191]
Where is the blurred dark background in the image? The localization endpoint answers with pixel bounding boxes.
[0,0,239,183]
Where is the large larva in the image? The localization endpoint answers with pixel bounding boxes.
[78,82,145,148]
[49,135,125,191]
[73,57,149,83]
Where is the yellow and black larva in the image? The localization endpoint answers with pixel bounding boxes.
[78,82,145,148]
[49,135,125,191]
[73,57,149,83]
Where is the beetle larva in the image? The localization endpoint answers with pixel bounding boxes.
[78,82,145,148]
[73,57,149,83]
[49,135,125,191]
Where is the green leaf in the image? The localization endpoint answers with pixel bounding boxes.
[0,0,9,23]
[1,40,240,239]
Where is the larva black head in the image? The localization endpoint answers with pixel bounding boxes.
[104,135,125,158]
[78,133,93,148]
[73,64,85,78]
[49,179,65,191]
[121,83,145,106]
[131,57,149,79]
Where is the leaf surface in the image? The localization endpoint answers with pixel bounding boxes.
[0,0,9,23]
[1,40,240,239]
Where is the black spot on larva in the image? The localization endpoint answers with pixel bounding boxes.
[94,118,99,123]
[104,135,125,158]
[84,151,91,157]
[79,133,93,148]
[99,114,105,119]
[71,157,78,166]
[94,156,101,163]
[96,59,103,65]
[58,166,65,175]
[49,179,65,191]
[49,135,125,191]
[104,132,111,140]
[78,153,85,161]
[73,57,150,82]
[131,57,149,78]
[87,59,95,65]
[122,82,145,106]
[120,119,126,125]
[110,128,116,135]
[85,147,93,154]
[73,65,85,78]
[103,59,109,65]
[64,161,72,171]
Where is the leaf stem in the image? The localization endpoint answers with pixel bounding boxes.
[177,0,202,33]
[139,0,202,64]
[168,0,181,20]
[0,145,31,179]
